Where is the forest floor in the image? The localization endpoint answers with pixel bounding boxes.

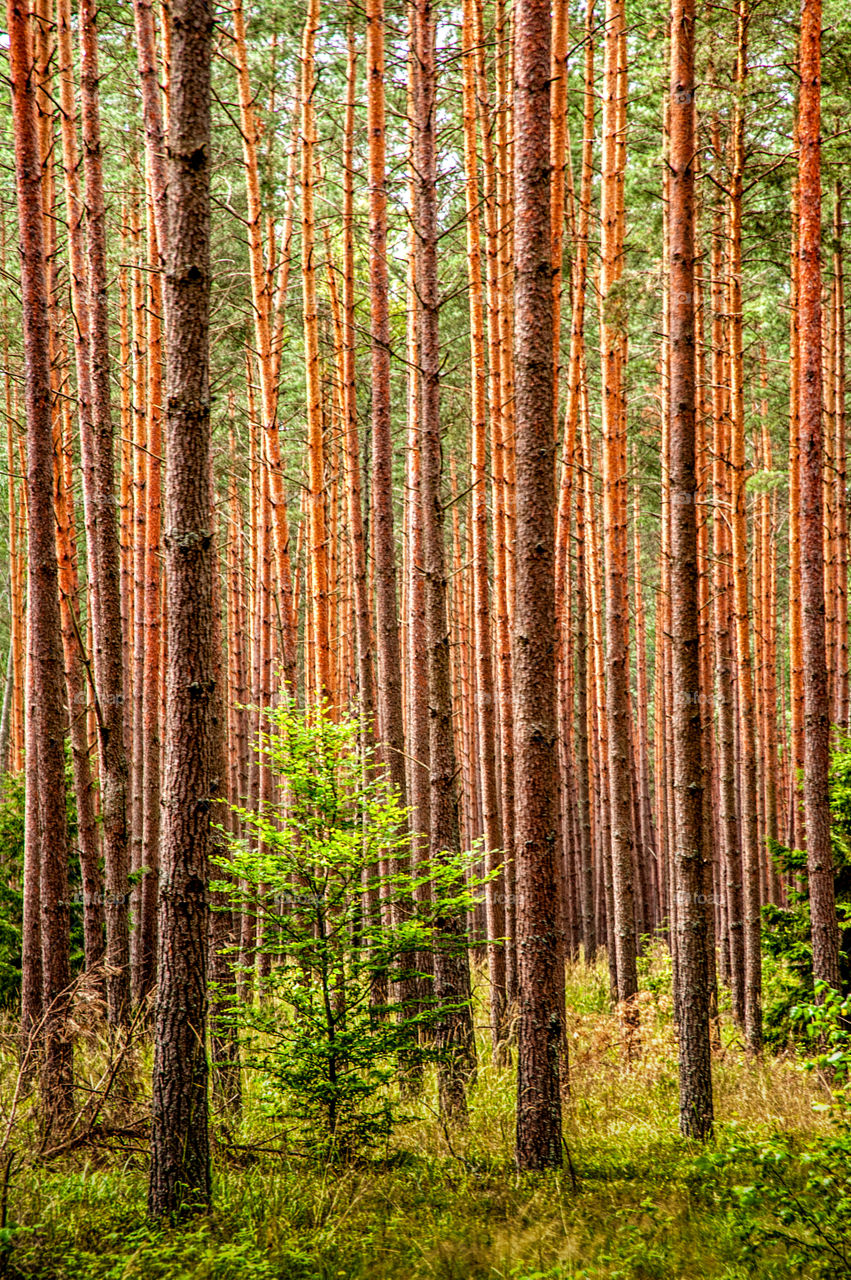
[1,950,847,1280]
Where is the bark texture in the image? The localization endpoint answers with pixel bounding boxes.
[668,0,713,1138]
[798,0,840,992]
[512,0,563,1171]
[149,0,214,1217]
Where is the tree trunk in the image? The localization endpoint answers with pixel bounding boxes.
[367,0,407,809]
[668,0,713,1138]
[600,0,638,1015]
[8,0,73,1116]
[461,0,506,1050]
[798,0,840,992]
[512,0,563,1171]
[412,0,476,1121]
[728,0,762,1049]
[80,0,132,1027]
[709,124,744,1027]
[149,0,214,1216]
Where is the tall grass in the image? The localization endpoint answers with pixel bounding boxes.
[0,950,840,1280]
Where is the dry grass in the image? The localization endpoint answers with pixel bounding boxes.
[0,950,839,1280]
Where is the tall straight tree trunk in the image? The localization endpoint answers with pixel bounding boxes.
[728,0,761,1050]
[710,144,744,1026]
[404,225,433,985]
[788,114,805,850]
[600,0,638,1013]
[834,181,849,731]
[138,201,164,1000]
[556,0,595,964]
[798,0,840,992]
[56,388,104,976]
[668,0,713,1139]
[231,0,297,688]
[301,0,330,703]
[512,0,563,1171]
[80,0,132,1027]
[341,19,376,733]
[367,0,407,808]
[472,0,517,1003]
[412,0,475,1119]
[149,0,214,1217]
[461,0,506,1050]
[8,0,73,1116]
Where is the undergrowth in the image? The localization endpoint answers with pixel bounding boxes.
[0,949,845,1280]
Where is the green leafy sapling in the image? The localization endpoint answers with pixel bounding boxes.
[211,700,489,1159]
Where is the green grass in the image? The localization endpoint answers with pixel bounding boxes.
[0,950,843,1280]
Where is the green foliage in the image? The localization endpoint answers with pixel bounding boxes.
[789,982,851,1095]
[697,1125,851,1278]
[213,701,485,1160]
[760,738,851,1047]
[0,967,843,1280]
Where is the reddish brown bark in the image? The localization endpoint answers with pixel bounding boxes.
[341,20,376,734]
[600,0,638,1011]
[728,0,762,1049]
[834,182,849,731]
[798,0,840,992]
[80,0,132,1026]
[149,0,214,1216]
[8,0,73,1113]
[462,0,506,1048]
[367,0,407,813]
[512,0,563,1170]
[668,0,713,1138]
[412,0,475,1120]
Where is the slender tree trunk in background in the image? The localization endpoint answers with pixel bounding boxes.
[56,392,104,976]
[632,478,656,937]
[80,0,132,1028]
[8,0,73,1115]
[412,0,475,1120]
[341,21,376,735]
[461,0,506,1050]
[584,407,617,994]
[231,0,297,689]
[576,453,595,961]
[496,0,520,1005]
[208,512,241,1116]
[668,0,713,1139]
[757,351,780,900]
[149,0,214,1217]
[367,0,407,816]
[798,0,840,993]
[728,0,761,1050]
[21,625,42,1055]
[138,207,164,1002]
[513,0,563,1172]
[404,220,433,986]
[834,181,849,732]
[130,198,148,999]
[710,142,744,1027]
[600,0,638,1016]
[472,0,516,1003]
[556,0,595,964]
[133,0,168,257]
[301,0,331,704]
[549,0,568,416]
[59,0,108,975]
